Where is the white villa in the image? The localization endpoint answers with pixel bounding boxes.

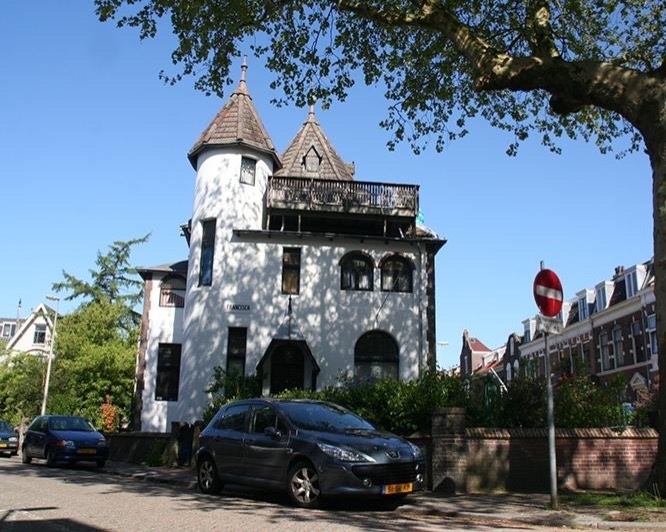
[135,63,445,432]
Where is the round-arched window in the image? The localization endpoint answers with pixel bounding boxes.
[354,331,398,380]
[340,252,374,291]
[380,255,413,292]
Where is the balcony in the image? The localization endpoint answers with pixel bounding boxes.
[267,177,419,219]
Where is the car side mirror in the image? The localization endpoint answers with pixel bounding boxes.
[264,426,283,439]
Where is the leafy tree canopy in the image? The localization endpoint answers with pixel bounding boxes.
[49,299,137,427]
[52,234,149,334]
[95,0,663,156]
[52,234,148,306]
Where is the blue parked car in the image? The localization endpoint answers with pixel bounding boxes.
[21,415,109,467]
[0,419,18,457]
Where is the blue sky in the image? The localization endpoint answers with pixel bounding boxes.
[1,2,654,369]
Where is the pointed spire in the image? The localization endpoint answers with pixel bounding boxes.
[187,57,281,169]
[275,104,355,181]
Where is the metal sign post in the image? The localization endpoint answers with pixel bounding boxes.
[533,263,563,511]
[543,329,558,510]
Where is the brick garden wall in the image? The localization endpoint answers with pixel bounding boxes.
[432,408,659,493]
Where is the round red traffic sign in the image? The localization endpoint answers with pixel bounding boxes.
[533,269,563,317]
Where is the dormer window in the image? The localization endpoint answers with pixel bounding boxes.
[240,156,256,185]
[303,147,321,173]
[595,281,613,314]
[626,271,639,298]
[595,290,606,313]
[578,298,587,320]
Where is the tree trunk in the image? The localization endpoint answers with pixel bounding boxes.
[647,133,666,495]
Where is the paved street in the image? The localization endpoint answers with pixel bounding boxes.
[1,456,665,531]
[0,457,509,531]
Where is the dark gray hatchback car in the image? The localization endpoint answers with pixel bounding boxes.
[195,398,425,508]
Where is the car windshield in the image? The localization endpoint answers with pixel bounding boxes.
[279,402,375,433]
[48,416,95,432]
[0,420,12,432]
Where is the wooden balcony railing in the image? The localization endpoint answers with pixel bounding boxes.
[267,177,419,218]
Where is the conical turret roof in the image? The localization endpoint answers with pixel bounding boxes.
[274,104,354,180]
[187,60,281,170]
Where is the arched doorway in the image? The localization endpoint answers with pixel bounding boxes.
[270,343,305,394]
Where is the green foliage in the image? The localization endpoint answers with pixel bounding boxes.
[277,370,466,435]
[555,373,627,428]
[465,371,629,429]
[201,367,262,426]
[47,300,137,427]
[563,490,665,508]
[52,235,149,335]
[94,1,662,156]
[0,353,45,425]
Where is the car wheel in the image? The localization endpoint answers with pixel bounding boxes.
[197,456,222,494]
[21,447,32,464]
[46,447,57,467]
[287,461,321,508]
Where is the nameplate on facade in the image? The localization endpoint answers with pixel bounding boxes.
[224,303,251,313]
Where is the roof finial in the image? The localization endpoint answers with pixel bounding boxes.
[307,85,316,120]
[240,55,248,83]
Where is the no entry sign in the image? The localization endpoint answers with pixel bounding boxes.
[533,268,563,318]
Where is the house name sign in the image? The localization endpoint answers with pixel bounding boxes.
[224,302,251,312]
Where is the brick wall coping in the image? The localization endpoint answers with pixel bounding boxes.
[466,427,658,439]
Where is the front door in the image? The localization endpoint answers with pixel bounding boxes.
[270,344,305,394]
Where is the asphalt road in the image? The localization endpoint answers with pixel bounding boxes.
[0,456,521,531]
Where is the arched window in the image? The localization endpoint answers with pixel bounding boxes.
[380,255,413,292]
[354,331,398,380]
[160,275,186,307]
[340,252,374,291]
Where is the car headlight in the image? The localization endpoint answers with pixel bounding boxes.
[317,443,376,463]
[97,439,108,447]
[408,441,423,459]
[8,436,17,443]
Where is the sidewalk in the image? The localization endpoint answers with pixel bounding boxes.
[102,461,666,529]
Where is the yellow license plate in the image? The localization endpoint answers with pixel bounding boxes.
[77,449,96,455]
[382,483,413,495]
[0,443,6,448]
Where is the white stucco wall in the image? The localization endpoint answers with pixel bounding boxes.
[140,147,434,432]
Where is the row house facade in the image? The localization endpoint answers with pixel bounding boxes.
[462,259,658,402]
[135,63,445,432]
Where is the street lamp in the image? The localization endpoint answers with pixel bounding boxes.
[41,295,60,416]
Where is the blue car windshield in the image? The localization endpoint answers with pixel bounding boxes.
[279,402,375,433]
[0,421,11,432]
[49,417,95,432]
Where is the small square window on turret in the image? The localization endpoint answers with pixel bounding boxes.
[240,156,256,185]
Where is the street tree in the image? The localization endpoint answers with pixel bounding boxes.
[49,299,136,427]
[93,0,665,490]
[48,236,148,426]
[53,234,149,334]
